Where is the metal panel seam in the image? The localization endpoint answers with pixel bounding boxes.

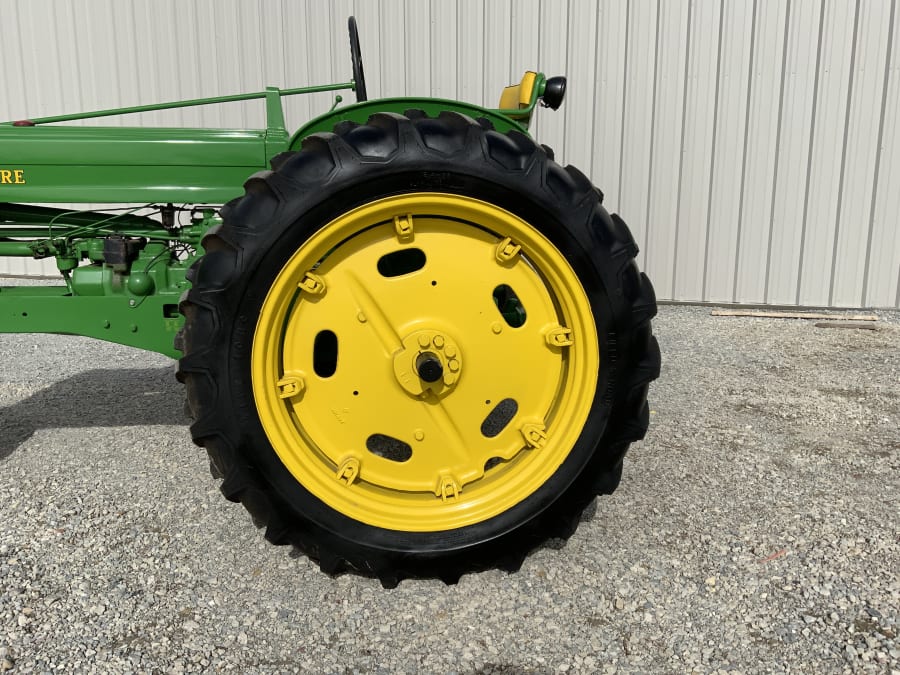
[616,0,631,210]
[671,0,695,295]
[827,0,862,306]
[701,0,727,301]
[641,0,663,258]
[794,0,828,305]
[731,0,759,302]
[763,0,793,303]
[861,0,897,306]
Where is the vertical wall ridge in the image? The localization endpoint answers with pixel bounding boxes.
[861,0,897,306]
[701,0,727,301]
[794,0,828,306]
[828,0,862,306]
[731,0,759,302]
[763,0,792,304]
[615,0,631,212]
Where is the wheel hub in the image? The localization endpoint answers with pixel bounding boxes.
[393,329,462,397]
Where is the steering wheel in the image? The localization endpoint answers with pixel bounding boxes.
[348,16,368,102]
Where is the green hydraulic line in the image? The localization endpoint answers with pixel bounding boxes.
[0,242,34,256]
[2,82,356,126]
[0,227,176,239]
[50,204,154,240]
[0,202,161,229]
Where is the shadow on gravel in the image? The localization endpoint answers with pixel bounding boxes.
[0,366,186,459]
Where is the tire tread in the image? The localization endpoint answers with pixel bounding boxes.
[177,111,660,585]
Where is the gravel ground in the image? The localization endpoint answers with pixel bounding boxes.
[1,305,898,674]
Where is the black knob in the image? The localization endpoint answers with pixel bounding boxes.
[416,352,443,383]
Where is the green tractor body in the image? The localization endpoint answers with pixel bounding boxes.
[0,19,659,585]
[0,81,541,358]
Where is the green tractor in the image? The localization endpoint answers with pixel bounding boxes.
[0,18,659,586]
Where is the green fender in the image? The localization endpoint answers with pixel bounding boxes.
[288,98,530,151]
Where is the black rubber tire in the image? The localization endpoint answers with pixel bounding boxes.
[177,111,660,586]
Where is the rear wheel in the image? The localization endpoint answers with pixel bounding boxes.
[177,111,659,586]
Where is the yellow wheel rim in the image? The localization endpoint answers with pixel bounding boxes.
[251,193,599,532]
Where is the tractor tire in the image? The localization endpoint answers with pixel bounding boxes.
[177,111,659,586]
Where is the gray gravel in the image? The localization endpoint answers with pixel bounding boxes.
[1,305,898,674]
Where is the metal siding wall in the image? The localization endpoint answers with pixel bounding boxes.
[798,0,856,306]
[618,0,658,270]
[2,0,898,308]
[590,2,628,215]
[704,0,755,304]
[832,0,894,307]
[869,0,900,308]
[767,0,821,306]
[644,0,690,300]
[734,0,788,304]
[673,0,720,302]
[561,0,595,171]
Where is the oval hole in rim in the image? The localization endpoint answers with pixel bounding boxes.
[313,329,338,377]
[377,248,426,277]
[366,434,413,462]
[481,398,518,438]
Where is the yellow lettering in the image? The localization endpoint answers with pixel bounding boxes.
[0,169,25,184]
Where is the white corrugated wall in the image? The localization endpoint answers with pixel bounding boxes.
[1,0,898,308]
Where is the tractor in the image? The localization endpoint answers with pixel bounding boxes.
[0,18,659,586]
